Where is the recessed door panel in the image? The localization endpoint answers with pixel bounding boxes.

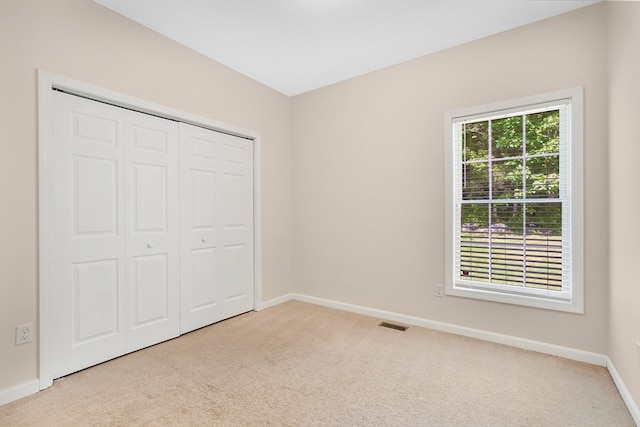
[192,136,216,159]
[192,248,218,310]
[224,144,245,165]
[73,112,118,146]
[132,163,167,233]
[74,156,118,236]
[223,244,250,301]
[73,259,119,343]
[223,173,247,229]
[131,125,168,153]
[132,254,168,327]
[192,170,216,229]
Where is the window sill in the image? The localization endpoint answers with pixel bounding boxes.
[446,283,584,314]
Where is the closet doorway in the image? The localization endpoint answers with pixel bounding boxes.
[38,71,261,389]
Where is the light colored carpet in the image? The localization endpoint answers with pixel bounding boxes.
[0,300,635,426]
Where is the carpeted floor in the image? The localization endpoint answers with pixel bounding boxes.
[0,300,635,426]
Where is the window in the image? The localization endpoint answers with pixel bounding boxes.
[444,88,583,313]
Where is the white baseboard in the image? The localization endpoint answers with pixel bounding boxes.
[256,293,295,311]
[607,357,640,425]
[291,293,609,366]
[0,379,39,406]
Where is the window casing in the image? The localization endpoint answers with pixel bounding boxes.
[444,88,583,313]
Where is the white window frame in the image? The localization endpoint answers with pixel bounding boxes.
[444,88,584,313]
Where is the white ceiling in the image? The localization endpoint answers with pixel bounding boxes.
[94,0,598,96]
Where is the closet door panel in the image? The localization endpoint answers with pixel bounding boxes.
[125,111,180,350]
[180,124,223,333]
[180,124,254,333]
[221,138,254,317]
[50,91,127,379]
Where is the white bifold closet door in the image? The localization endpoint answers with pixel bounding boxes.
[48,90,254,380]
[179,123,254,334]
[49,90,182,379]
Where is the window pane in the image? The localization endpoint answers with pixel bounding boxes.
[492,159,523,200]
[491,202,525,235]
[526,110,559,155]
[462,161,489,200]
[460,201,563,290]
[490,203,524,286]
[525,202,562,236]
[491,116,523,159]
[459,203,489,282]
[463,121,489,161]
[525,202,563,291]
[526,155,560,199]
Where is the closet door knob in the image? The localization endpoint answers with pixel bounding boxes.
[147,243,153,249]
[201,238,207,243]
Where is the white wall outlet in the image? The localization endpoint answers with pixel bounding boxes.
[16,323,33,345]
[636,340,640,365]
[435,283,444,297]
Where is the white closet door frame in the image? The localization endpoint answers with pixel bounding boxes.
[37,70,263,390]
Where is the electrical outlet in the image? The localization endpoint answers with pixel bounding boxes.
[636,341,640,365]
[16,323,33,345]
[435,283,444,297]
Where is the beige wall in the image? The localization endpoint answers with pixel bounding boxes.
[0,0,293,392]
[293,4,610,352]
[607,1,640,407]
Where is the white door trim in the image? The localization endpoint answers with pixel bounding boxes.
[37,69,263,390]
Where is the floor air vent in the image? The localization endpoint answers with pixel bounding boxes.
[378,321,408,331]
